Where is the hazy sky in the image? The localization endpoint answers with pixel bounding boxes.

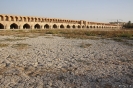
[0,0,133,23]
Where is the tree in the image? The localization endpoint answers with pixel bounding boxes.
[123,21,133,29]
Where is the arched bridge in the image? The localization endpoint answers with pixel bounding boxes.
[0,14,121,29]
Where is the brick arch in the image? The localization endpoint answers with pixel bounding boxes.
[53,24,58,29]
[82,25,85,28]
[44,24,49,29]
[19,17,23,21]
[78,25,81,28]
[15,16,19,21]
[31,17,34,22]
[23,17,27,22]
[10,16,14,21]
[0,23,4,29]
[87,26,89,28]
[59,19,61,22]
[34,24,40,29]
[35,18,37,22]
[45,18,47,22]
[66,25,70,28]
[5,15,9,21]
[50,19,52,22]
[10,23,18,29]
[23,23,30,29]
[27,17,30,22]
[72,25,76,28]
[42,18,45,22]
[38,18,41,22]
[44,18,46,21]
[0,15,4,21]
[46,18,49,22]
[60,24,64,28]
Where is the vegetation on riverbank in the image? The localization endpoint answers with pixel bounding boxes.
[0,29,133,39]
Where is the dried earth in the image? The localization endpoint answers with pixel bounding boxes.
[0,35,133,88]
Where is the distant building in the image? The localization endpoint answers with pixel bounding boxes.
[109,22,126,26]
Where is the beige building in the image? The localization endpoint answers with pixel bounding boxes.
[0,14,121,29]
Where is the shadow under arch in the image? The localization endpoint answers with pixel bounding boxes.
[34,24,40,29]
[53,24,57,29]
[67,25,70,28]
[60,25,64,29]
[10,23,18,29]
[72,25,76,29]
[44,24,50,29]
[23,23,30,29]
[0,23,4,29]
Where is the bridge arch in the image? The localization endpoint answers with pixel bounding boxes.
[67,25,70,28]
[31,17,34,22]
[5,16,9,21]
[78,25,81,28]
[27,17,30,22]
[34,24,40,29]
[38,18,41,22]
[72,25,76,29]
[10,23,18,29]
[35,18,38,22]
[44,24,49,29]
[20,17,23,21]
[0,23,4,29]
[42,18,44,22]
[53,24,58,29]
[15,16,18,21]
[82,26,85,28]
[0,15,4,21]
[10,16,14,21]
[23,23,30,29]
[60,25,64,28]
[23,17,27,22]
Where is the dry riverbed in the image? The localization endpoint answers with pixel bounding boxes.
[0,35,133,88]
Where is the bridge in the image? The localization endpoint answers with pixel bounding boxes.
[0,14,121,29]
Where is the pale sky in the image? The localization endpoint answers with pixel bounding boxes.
[0,0,133,23]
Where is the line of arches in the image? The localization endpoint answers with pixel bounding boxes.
[0,22,119,29]
[0,15,79,24]
[0,14,120,29]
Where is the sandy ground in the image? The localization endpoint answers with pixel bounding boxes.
[0,35,133,88]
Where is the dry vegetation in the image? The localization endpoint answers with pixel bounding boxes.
[0,29,133,39]
[79,43,92,48]
[0,43,9,47]
[12,43,30,50]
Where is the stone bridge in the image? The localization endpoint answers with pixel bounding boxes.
[0,14,121,29]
